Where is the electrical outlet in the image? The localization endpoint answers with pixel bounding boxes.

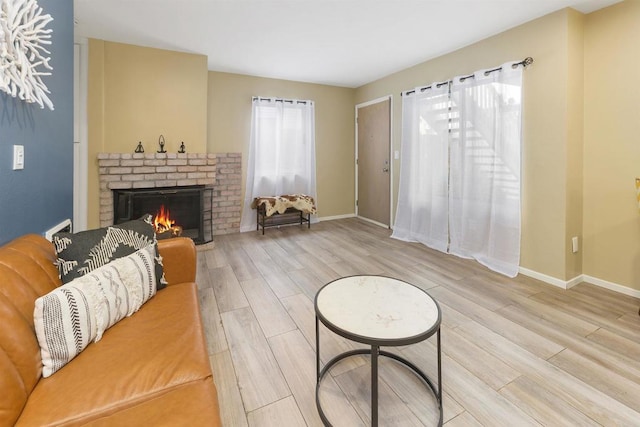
[13,145,24,170]
[571,236,579,253]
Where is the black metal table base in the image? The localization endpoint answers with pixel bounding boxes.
[315,323,442,427]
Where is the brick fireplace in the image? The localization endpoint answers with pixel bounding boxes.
[97,152,242,236]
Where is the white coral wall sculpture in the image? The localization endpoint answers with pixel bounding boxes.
[0,0,53,110]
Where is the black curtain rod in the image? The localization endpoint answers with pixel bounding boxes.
[252,96,309,105]
[402,57,533,96]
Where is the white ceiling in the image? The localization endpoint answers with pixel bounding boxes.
[73,0,620,88]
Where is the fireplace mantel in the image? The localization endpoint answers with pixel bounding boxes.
[97,152,241,236]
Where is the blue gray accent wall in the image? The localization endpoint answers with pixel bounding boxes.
[0,0,74,245]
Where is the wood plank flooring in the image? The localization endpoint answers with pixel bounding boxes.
[197,218,640,426]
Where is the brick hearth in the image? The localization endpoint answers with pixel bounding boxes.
[97,152,241,236]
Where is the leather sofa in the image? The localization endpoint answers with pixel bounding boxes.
[0,234,222,426]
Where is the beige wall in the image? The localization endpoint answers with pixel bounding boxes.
[565,9,585,280]
[87,40,209,227]
[85,1,639,292]
[355,9,577,281]
[583,0,640,290]
[87,42,354,227]
[87,40,104,229]
[207,72,356,218]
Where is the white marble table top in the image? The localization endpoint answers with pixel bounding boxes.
[315,276,440,342]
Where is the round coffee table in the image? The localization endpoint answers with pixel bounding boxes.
[314,275,442,426]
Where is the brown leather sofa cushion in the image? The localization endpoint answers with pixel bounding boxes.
[16,282,216,426]
[77,379,221,427]
[0,235,60,425]
[157,237,196,285]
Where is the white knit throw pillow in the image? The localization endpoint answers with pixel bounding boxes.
[34,244,157,377]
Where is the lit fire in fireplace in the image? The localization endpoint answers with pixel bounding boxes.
[153,205,182,237]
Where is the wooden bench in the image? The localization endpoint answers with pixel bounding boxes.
[256,205,310,235]
[252,194,316,235]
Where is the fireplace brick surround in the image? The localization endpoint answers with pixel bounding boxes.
[98,152,241,236]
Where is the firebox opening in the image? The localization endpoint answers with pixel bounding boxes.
[113,185,213,244]
[153,205,183,238]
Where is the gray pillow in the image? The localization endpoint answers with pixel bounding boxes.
[52,214,166,290]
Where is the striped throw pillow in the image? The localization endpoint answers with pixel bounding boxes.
[34,244,157,377]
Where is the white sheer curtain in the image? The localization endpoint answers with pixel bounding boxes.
[393,62,523,277]
[240,98,317,232]
[449,65,522,276]
[392,83,450,252]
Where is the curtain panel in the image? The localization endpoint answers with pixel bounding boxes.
[393,62,523,277]
[392,83,450,253]
[240,98,317,232]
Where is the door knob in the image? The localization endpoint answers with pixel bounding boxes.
[382,168,389,172]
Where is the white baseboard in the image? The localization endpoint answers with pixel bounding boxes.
[318,213,356,222]
[44,219,72,241]
[565,275,584,289]
[518,267,571,289]
[356,216,390,229]
[519,267,640,298]
[582,274,640,299]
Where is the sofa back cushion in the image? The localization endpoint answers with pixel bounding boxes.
[0,235,61,425]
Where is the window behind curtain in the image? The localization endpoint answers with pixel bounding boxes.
[393,62,523,277]
[240,98,317,232]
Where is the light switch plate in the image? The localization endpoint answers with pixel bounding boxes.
[13,145,24,170]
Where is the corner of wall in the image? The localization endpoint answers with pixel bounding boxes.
[582,0,640,291]
[564,7,585,280]
[87,38,106,229]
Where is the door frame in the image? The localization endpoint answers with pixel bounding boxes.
[355,95,393,228]
[73,37,89,232]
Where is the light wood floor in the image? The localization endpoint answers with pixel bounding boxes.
[196,218,640,426]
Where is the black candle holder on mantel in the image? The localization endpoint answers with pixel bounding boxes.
[178,142,186,153]
[134,141,144,153]
[157,135,167,153]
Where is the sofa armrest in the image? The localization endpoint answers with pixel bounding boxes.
[157,237,196,285]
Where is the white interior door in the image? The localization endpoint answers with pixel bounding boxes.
[356,97,392,227]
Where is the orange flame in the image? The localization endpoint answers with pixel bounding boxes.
[153,205,175,234]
